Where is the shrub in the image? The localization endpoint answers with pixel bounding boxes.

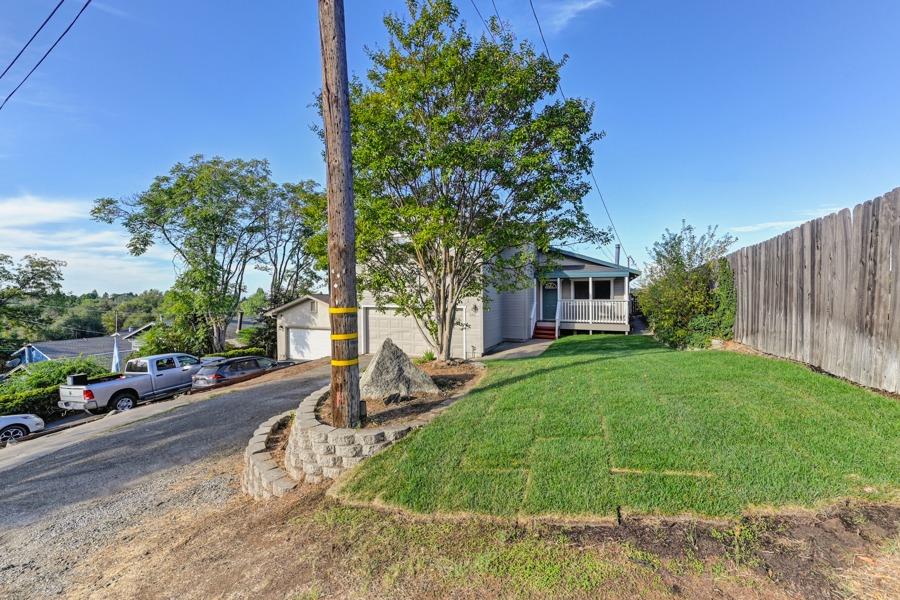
[0,356,108,394]
[235,327,258,345]
[636,223,737,349]
[415,350,436,364]
[137,323,210,357]
[204,347,269,359]
[0,385,63,420]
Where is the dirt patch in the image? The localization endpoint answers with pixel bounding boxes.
[60,464,900,600]
[318,360,484,428]
[565,502,900,600]
[722,340,768,356]
[265,414,292,470]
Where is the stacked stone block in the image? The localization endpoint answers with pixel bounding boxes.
[244,378,467,500]
[241,410,298,500]
[283,385,413,484]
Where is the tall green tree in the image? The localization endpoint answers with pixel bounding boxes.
[93,155,274,352]
[0,254,66,356]
[306,0,609,360]
[258,181,321,308]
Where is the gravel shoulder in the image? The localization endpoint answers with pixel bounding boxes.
[0,454,239,598]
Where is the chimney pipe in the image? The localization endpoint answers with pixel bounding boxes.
[614,244,621,265]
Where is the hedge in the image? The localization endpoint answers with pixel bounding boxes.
[204,347,269,360]
[0,385,64,421]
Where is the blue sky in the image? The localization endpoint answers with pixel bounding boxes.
[2,0,899,294]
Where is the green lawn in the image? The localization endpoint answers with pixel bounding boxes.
[338,335,900,518]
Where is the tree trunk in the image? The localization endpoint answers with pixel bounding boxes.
[210,319,227,353]
[438,301,457,361]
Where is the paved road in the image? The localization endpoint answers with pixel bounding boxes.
[0,365,330,529]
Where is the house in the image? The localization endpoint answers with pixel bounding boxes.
[265,248,640,361]
[10,334,138,371]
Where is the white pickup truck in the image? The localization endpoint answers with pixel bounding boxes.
[58,353,204,412]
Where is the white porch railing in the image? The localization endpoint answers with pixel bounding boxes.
[559,299,629,324]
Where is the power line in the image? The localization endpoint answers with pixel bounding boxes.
[468,0,495,42]
[0,0,66,82]
[527,0,566,101]
[13,316,109,337]
[526,0,632,264]
[489,0,502,22]
[0,0,92,113]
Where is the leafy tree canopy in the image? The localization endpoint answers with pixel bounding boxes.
[93,155,319,353]
[240,288,268,318]
[306,0,610,359]
[0,254,65,355]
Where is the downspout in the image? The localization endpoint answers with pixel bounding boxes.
[555,277,561,339]
[462,304,467,360]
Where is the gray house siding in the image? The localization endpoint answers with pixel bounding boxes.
[276,299,331,329]
[482,286,504,350]
[271,297,332,360]
[500,286,533,341]
[359,291,486,358]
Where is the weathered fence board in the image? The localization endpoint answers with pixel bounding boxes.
[728,188,900,393]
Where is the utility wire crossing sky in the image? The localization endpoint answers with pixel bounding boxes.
[1,0,898,293]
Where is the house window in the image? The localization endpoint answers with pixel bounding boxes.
[593,280,612,300]
[572,280,590,299]
[310,301,317,314]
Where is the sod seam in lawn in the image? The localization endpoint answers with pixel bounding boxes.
[338,335,900,518]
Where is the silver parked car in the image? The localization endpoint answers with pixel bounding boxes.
[0,414,45,442]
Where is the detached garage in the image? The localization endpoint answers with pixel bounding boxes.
[265,294,332,361]
[266,293,486,361]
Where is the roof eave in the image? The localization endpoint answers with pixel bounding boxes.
[547,247,641,277]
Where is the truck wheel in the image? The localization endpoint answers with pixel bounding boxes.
[0,425,28,442]
[111,392,137,412]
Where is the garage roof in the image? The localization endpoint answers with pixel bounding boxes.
[264,293,330,316]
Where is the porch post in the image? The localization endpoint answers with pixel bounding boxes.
[588,276,593,324]
[555,277,561,338]
[625,274,630,333]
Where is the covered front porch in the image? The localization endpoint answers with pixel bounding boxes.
[532,273,634,339]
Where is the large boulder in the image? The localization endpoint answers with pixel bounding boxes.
[359,338,440,402]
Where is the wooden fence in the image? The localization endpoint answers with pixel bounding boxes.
[728,187,900,393]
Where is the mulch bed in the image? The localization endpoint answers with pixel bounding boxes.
[318,360,483,428]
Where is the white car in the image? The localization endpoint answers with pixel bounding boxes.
[0,414,45,443]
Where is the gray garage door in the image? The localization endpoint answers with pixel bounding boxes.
[363,308,466,358]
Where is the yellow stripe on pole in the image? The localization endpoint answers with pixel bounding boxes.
[329,306,357,314]
[330,332,358,340]
[331,357,359,367]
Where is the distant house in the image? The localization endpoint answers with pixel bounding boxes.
[265,248,640,361]
[10,334,137,371]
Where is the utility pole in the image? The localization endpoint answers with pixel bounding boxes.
[318,0,361,428]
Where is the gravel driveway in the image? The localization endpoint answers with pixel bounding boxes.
[0,366,330,598]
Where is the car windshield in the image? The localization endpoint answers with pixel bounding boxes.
[197,365,221,375]
[125,360,148,373]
